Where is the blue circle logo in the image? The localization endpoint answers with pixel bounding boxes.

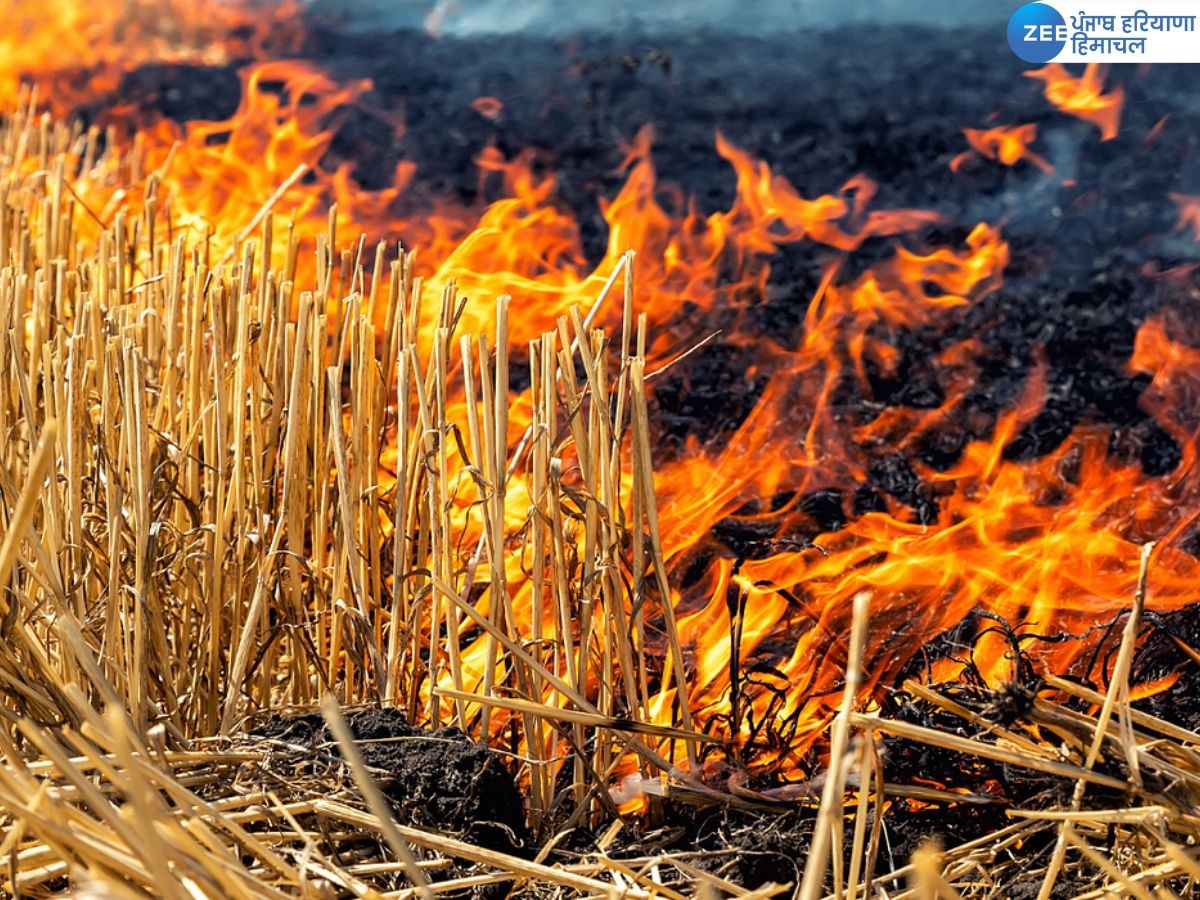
[1008,2,1067,63]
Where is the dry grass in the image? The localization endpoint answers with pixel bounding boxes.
[834,546,1200,900]
[0,86,728,897]
[2,98,1200,899]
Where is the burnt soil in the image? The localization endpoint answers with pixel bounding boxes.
[89,14,1200,894]
[251,708,530,853]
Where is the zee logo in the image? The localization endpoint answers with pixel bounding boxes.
[1024,24,1070,41]
[1009,3,1068,62]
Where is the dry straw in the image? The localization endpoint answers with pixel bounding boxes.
[0,97,718,895]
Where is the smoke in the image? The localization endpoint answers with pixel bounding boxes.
[310,0,1014,37]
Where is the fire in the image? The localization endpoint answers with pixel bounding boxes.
[0,0,302,115]
[715,134,940,253]
[1025,63,1125,140]
[141,62,399,257]
[1170,193,1200,241]
[4,0,1197,794]
[951,123,1055,175]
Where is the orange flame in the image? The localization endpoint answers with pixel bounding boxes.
[951,123,1055,175]
[1026,63,1124,140]
[0,0,302,115]
[1170,193,1200,241]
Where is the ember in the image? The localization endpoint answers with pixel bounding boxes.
[2,2,1200,897]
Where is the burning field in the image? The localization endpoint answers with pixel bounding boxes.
[3,0,1200,896]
